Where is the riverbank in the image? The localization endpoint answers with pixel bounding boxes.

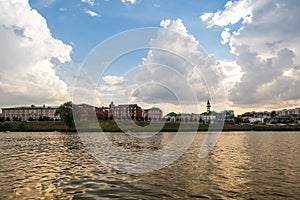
[0,121,74,132]
[1,121,300,132]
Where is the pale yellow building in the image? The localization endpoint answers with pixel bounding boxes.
[1,105,59,121]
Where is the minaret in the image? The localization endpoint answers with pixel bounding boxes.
[206,100,211,113]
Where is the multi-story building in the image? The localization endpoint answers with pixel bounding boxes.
[239,111,271,124]
[143,107,163,121]
[109,101,142,120]
[176,113,196,123]
[75,102,145,121]
[163,100,230,124]
[95,106,109,120]
[199,114,217,124]
[164,112,221,124]
[220,110,235,124]
[1,105,59,121]
[174,113,202,123]
[241,111,270,118]
[277,108,300,116]
[273,107,300,125]
[221,110,234,117]
[77,104,97,121]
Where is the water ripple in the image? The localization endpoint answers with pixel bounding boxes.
[0,131,300,199]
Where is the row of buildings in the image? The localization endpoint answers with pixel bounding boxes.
[161,103,300,125]
[1,100,299,125]
[277,108,300,116]
[163,101,235,124]
[0,102,164,122]
[0,100,224,124]
[0,100,233,124]
[77,102,163,121]
[239,108,300,124]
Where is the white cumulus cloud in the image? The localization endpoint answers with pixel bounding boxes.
[75,19,226,113]
[200,0,255,28]
[121,0,136,5]
[102,75,124,85]
[220,27,231,45]
[81,0,95,6]
[85,10,100,17]
[105,19,226,113]
[202,0,300,110]
[0,1,72,107]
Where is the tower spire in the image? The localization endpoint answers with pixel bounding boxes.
[206,100,211,113]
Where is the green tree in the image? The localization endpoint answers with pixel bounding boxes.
[55,101,76,128]
[271,111,277,118]
[234,116,242,124]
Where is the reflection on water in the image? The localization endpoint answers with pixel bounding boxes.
[80,132,194,173]
[0,131,300,199]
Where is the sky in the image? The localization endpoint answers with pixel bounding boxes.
[1,0,300,115]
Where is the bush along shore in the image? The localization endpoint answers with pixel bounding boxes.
[1,121,300,132]
[0,121,76,132]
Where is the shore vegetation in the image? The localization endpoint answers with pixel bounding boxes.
[1,121,300,132]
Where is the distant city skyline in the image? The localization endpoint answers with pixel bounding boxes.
[1,101,299,117]
[1,1,300,115]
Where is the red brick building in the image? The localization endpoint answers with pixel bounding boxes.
[109,101,142,121]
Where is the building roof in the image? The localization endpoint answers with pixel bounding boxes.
[117,104,141,108]
[1,105,58,110]
[146,107,162,111]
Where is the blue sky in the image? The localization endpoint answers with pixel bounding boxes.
[29,0,235,63]
[1,0,300,115]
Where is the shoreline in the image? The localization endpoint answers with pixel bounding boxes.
[1,121,300,132]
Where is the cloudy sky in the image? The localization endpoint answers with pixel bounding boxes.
[0,0,300,115]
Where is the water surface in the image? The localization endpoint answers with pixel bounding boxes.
[0,131,300,199]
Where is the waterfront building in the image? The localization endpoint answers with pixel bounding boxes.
[221,110,234,117]
[176,113,192,123]
[240,111,271,124]
[95,106,109,120]
[200,114,217,124]
[109,101,142,120]
[77,104,97,121]
[76,102,144,121]
[277,108,300,116]
[1,105,59,121]
[143,107,163,121]
[220,110,235,124]
[164,112,177,123]
[164,100,229,124]
[174,113,202,123]
[240,111,271,118]
[249,117,265,124]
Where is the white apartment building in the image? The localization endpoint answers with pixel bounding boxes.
[277,108,300,116]
[1,105,59,121]
[168,113,218,124]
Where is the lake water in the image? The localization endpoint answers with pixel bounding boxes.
[0,131,300,199]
